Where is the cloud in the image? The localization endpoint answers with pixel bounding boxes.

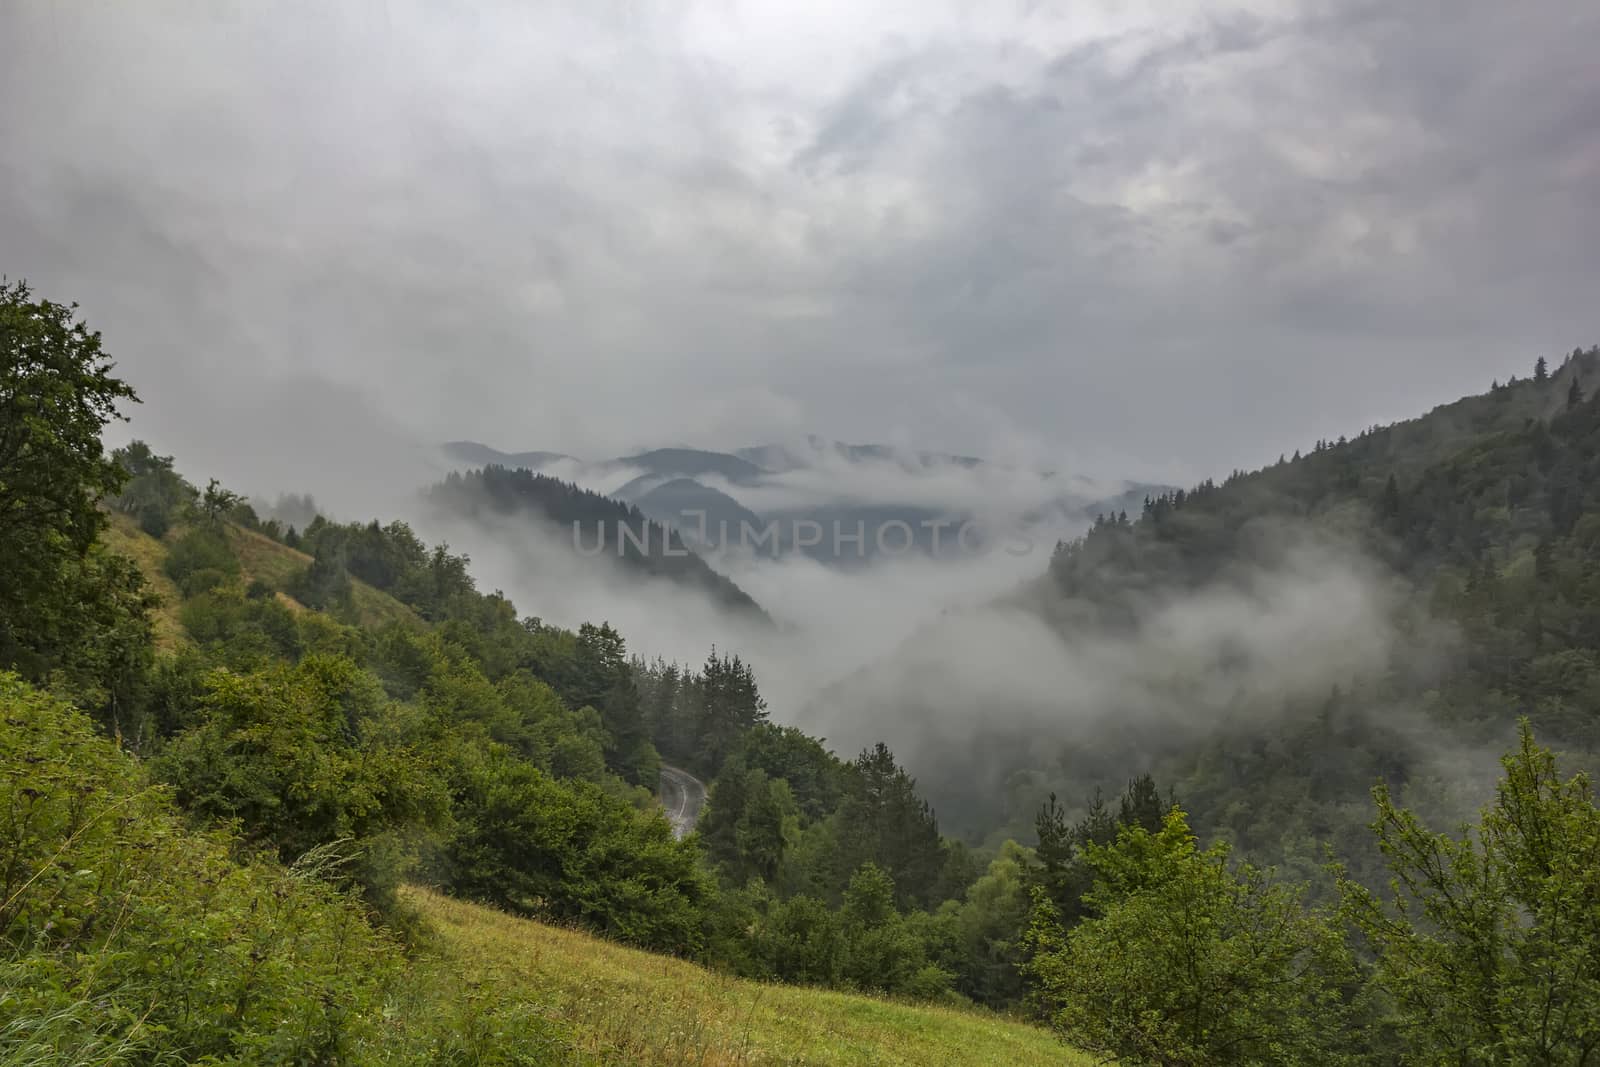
[1,0,1595,492]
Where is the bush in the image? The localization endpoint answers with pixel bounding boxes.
[179,588,303,666]
[162,527,239,594]
[136,502,170,539]
[1025,808,1363,1066]
[0,671,399,1064]
[439,747,712,954]
[155,655,446,907]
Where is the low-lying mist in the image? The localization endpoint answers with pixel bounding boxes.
[121,396,1502,853]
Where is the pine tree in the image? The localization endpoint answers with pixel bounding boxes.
[1570,375,1584,409]
[1535,356,1549,383]
[1380,473,1401,520]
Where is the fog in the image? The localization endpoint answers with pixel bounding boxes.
[8,0,1585,852]
[409,458,1079,713]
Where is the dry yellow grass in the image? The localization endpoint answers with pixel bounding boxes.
[102,511,187,651]
[405,887,1087,1067]
[222,524,420,629]
[100,513,420,640]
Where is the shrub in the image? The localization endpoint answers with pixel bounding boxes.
[439,747,712,954]
[0,671,399,1064]
[155,655,445,908]
[162,527,239,595]
[1025,808,1363,1066]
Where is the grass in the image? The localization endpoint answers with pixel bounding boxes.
[404,887,1087,1067]
[100,512,421,640]
[101,511,186,651]
[221,524,421,630]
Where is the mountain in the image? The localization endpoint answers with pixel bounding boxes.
[427,465,769,621]
[440,437,1174,563]
[442,440,571,470]
[735,437,984,473]
[611,447,767,485]
[629,477,764,544]
[819,347,1600,874]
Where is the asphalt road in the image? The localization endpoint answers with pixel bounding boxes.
[657,764,706,839]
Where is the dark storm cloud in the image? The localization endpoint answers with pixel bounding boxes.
[0,0,1595,494]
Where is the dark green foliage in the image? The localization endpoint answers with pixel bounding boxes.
[693,648,768,772]
[751,894,845,984]
[829,743,949,910]
[439,747,711,954]
[163,526,240,596]
[939,841,1033,1005]
[0,281,145,701]
[735,865,955,999]
[1030,775,1167,925]
[733,723,844,818]
[0,672,400,1064]
[1379,471,1401,522]
[111,440,197,537]
[179,587,303,666]
[701,764,799,885]
[634,649,771,779]
[1026,808,1365,1066]
[155,655,446,905]
[1340,722,1600,1064]
[292,543,355,610]
[573,622,657,783]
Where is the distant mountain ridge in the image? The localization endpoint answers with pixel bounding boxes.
[426,466,769,621]
[438,437,1174,563]
[815,345,1600,855]
[442,441,574,470]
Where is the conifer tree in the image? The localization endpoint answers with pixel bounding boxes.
[1380,473,1401,520]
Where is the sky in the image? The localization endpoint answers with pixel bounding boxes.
[3,0,1598,493]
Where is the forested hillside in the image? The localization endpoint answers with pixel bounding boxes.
[1016,348,1600,881]
[426,464,769,619]
[7,279,1600,1065]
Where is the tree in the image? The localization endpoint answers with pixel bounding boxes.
[1339,722,1600,1065]
[1535,356,1549,383]
[199,477,243,526]
[1570,375,1584,409]
[111,440,197,537]
[441,746,712,953]
[1029,776,1166,923]
[574,622,656,783]
[701,764,798,886]
[0,281,144,690]
[156,655,443,904]
[947,840,1034,1005]
[1026,808,1363,1066]
[831,742,946,909]
[1380,472,1402,521]
[695,648,767,773]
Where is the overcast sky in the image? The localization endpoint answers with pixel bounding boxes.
[3,1,1597,490]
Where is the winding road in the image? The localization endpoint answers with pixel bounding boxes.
[657,764,707,839]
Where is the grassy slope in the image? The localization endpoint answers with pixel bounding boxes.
[222,524,420,629]
[101,512,419,634]
[407,888,1083,1067]
[103,511,187,651]
[102,516,1076,1064]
